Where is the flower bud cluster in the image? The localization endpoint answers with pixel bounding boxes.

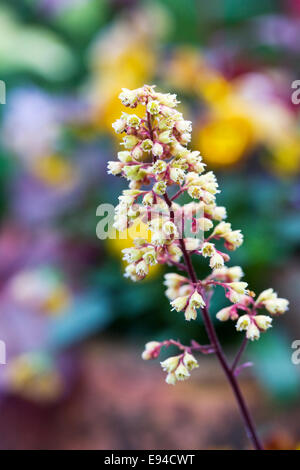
[161,352,198,385]
[255,288,289,315]
[215,283,289,341]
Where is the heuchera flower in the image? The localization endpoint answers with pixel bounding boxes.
[107,84,289,385]
[160,351,198,385]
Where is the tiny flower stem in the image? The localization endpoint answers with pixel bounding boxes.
[231,337,249,373]
[164,339,187,351]
[178,237,198,284]
[163,339,214,355]
[163,192,173,210]
[234,362,254,377]
[146,108,156,162]
[190,340,215,354]
[167,260,188,272]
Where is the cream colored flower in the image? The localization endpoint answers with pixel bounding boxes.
[236,314,270,341]
[246,323,260,341]
[160,355,180,373]
[136,260,149,277]
[256,288,277,304]
[152,142,164,157]
[162,221,178,236]
[216,306,233,322]
[201,242,215,257]
[256,288,289,314]
[127,114,141,128]
[189,291,205,309]
[131,145,143,161]
[213,206,227,221]
[164,273,187,289]
[184,238,201,251]
[183,352,198,371]
[213,221,231,237]
[112,118,126,134]
[176,120,192,133]
[170,167,185,184]
[228,282,248,295]
[107,161,123,175]
[122,248,141,263]
[170,295,189,312]
[124,264,139,282]
[264,298,289,315]
[210,252,224,269]
[165,372,177,385]
[213,266,244,282]
[175,363,190,381]
[118,151,132,163]
[187,185,202,199]
[147,100,160,115]
[184,302,197,321]
[155,92,179,107]
[141,139,153,152]
[236,314,251,331]
[142,192,154,206]
[158,130,173,144]
[152,160,167,174]
[122,135,140,150]
[228,290,245,304]
[153,181,167,195]
[225,230,244,249]
[198,217,213,232]
[254,315,272,331]
[119,88,138,107]
[143,249,157,266]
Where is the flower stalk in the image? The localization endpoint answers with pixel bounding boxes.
[107,85,289,450]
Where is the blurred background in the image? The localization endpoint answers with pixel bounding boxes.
[0,0,299,450]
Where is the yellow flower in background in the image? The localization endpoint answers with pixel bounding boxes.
[86,4,173,134]
[43,285,71,315]
[231,74,296,147]
[164,48,253,167]
[164,46,231,103]
[7,353,63,403]
[93,91,146,138]
[197,74,231,105]
[106,221,161,280]
[92,20,298,174]
[89,45,155,133]
[89,41,155,133]
[32,154,77,188]
[163,47,202,92]
[164,46,300,175]
[194,114,254,167]
[269,138,300,176]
